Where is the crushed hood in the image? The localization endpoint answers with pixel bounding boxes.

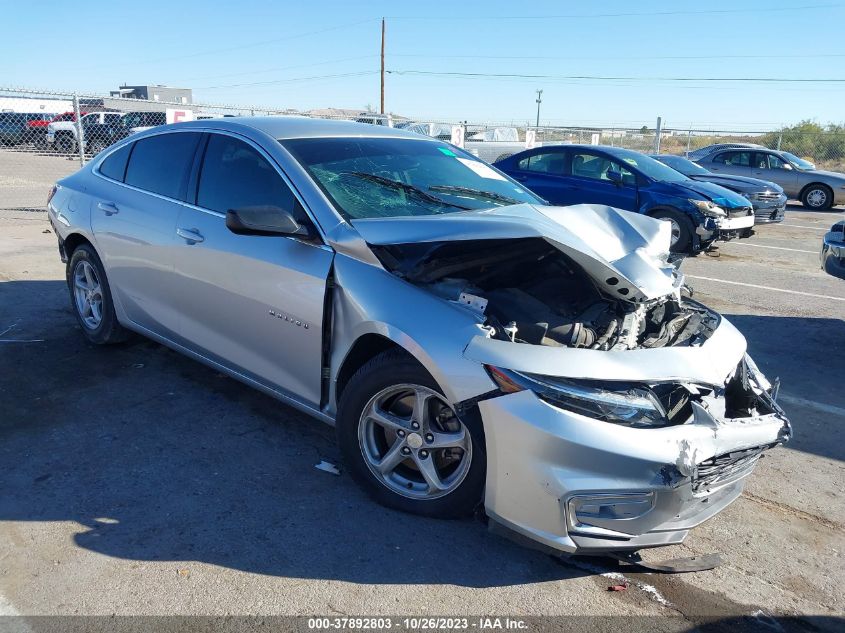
[351,203,680,302]
[669,180,752,208]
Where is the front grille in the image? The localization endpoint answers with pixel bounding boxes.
[727,207,752,218]
[754,191,782,201]
[692,444,775,493]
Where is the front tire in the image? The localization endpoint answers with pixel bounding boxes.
[802,184,834,210]
[67,245,129,344]
[651,209,693,253]
[336,349,486,518]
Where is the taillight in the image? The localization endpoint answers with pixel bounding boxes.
[47,185,57,206]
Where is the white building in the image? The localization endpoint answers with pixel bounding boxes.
[0,95,73,114]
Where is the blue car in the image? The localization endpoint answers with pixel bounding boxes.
[494,145,755,253]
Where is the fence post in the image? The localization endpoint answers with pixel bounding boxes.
[686,128,692,155]
[653,116,662,154]
[777,132,783,150]
[72,94,85,167]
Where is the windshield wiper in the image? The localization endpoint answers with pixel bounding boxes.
[342,172,471,210]
[428,185,520,206]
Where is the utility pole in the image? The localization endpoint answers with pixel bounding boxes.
[653,115,663,154]
[535,89,543,127]
[380,18,385,115]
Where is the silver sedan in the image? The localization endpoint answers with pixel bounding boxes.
[47,117,790,556]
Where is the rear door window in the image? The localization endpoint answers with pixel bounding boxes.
[196,134,298,214]
[714,151,751,166]
[124,132,201,199]
[517,151,567,175]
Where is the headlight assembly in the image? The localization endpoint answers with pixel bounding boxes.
[689,199,727,218]
[485,366,670,427]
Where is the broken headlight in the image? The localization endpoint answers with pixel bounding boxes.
[689,199,727,218]
[485,366,669,427]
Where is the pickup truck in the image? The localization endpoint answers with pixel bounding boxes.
[80,111,168,154]
[46,112,122,154]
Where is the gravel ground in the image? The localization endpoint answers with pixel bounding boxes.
[0,149,843,631]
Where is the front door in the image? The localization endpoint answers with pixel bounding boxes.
[565,150,638,210]
[173,132,333,406]
[751,151,798,195]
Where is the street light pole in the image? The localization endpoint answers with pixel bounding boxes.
[535,89,543,127]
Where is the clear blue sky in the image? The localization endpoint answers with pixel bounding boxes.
[4,0,844,130]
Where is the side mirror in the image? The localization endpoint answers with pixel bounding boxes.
[782,163,793,170]
[606,170,623,186]
[226,205,314,238]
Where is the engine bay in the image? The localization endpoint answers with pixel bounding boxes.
[372,237,719,350]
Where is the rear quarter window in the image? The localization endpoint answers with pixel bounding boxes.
[98,143,133,182]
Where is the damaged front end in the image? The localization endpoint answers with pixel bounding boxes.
[353,204,790,554]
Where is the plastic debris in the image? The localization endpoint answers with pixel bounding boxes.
[607,582,629,592]
[315,460,341,476]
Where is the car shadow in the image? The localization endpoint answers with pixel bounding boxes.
[1,280,841,587]
[0,279,582,588]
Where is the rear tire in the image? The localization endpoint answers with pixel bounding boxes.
[336,349,486,519]
[66,245,129,345]
[801,184,834,210]
[650,209,693,253]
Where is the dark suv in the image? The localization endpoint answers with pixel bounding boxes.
[0,112,54,145]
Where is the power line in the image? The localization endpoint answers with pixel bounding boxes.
[75,18,378,73]
[387,70,845,83]
[197,71,378,90]
[179,55,378,83]
[386,3,842,20]
[389,52,845,61]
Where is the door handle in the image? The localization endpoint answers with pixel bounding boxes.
[97,201,119,215]
[514,175,528,181]
[176,227,204,244]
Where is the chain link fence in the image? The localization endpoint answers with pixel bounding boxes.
[2,86,843,213]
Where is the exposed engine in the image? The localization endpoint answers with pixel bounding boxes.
[373,237,718,350]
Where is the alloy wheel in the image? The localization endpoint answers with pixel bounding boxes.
[358,384,472,500]
[73,260,104,329]
[667,218,681,246]
[807,188,828,208]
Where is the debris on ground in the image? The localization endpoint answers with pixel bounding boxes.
[315,460,341,476]
[607,582,629,592]
[177,568,190,578]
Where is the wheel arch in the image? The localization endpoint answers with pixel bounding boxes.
[334,333,411,404]
[799,181,833,200]
[61,232,95,262]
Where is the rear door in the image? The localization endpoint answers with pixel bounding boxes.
[90,131,202,339]
[172,132,333,406]
[565,149,638,209]
[507,149,569,202]
[708,150,752,176]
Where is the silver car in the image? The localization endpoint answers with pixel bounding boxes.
[47,118,790,556]
[695,146,845,210]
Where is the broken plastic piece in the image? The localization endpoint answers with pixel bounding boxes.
[608,550,723,573]
[607,582,629,592]
[315,460,341,476]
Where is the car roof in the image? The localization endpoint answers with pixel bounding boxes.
[172,116,427,141]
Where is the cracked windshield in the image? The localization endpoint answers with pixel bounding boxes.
[281,137,542,219]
